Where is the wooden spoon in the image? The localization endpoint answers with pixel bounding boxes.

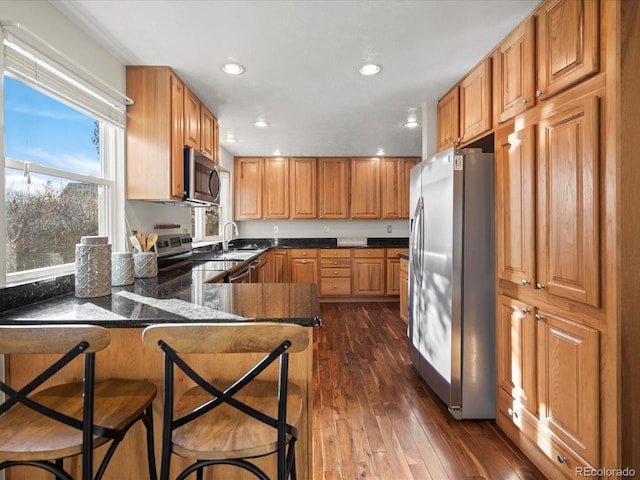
[130,235,142,252]
[146,233,158,252]
[137,232,147,252]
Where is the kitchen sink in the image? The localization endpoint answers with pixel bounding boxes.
[214,249,263,261]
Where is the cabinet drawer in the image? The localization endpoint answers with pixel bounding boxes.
[320,278,351,296]
[290,249,317,259]
[319,248,351,258]
[320,267,351,278]
[386,248,408,258]
[320,258,351,268]
[352,248,385,258]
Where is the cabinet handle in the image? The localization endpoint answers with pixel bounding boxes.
[333,271,339,275]
[522,307,530,314]
[536,89,545,97]
[535,313,544,321]
[300,260,308,264]
[557,455,567,464]
[521,98,528,105]
[535,283,545,290]
[507,407,518,419]
[521,279,530,286]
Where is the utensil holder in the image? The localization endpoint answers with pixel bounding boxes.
[134,252,158,278]
[75,236,112,298]
[112,252,135,286]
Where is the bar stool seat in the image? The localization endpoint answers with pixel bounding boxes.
[0,325,157,480]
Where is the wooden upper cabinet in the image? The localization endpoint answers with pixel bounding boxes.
[234,157,263,220]
[318,157,350,219]
[495,123,536,288]
[437,87,460,151]
[536,0,599,100]
[263,157,289,219]
[199,106,215,161]
[459,57,492,143]
[290,157,317,219]
[126,66,185,202]
[183,86,200,149]
[496,16,535,123]
[350,158,380,219]
[381,157,419,219]
[537,95,600,307]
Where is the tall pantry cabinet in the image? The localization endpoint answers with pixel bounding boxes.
[486,0,639,478]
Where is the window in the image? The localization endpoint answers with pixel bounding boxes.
[1,27,125,287]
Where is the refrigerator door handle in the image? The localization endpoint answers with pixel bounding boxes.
[411,197,424,287]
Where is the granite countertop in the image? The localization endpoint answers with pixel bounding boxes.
[0,268,321,328]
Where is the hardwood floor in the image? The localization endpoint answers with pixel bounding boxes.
[312,302,545,480]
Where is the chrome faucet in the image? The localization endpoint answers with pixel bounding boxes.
[222,221,239,251]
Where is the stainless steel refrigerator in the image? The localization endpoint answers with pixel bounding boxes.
[408,147,495,419]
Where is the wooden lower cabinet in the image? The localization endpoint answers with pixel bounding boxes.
[270,249,289,283]
[254,251,271,283]
[496,295,600,477]
[290,249,318,284]
[319,249,351,296]
[385,248,407,295]
[399,257,408,322]
[352,249,385,296]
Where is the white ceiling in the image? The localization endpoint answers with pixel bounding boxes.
[52,0,540,158]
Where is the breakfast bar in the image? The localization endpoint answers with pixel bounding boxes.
[0,275,321,480]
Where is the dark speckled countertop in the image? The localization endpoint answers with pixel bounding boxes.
[0,268,321,328]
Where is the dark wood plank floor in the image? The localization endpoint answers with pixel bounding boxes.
[312,302,546,480]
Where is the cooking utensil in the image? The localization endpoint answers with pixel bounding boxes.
[129,235,142,252]
[137,232,147,252]
[146,232,158,252]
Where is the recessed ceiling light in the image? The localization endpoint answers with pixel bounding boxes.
[403,120,421,128]
[221,63,245,75]
[359,63,382,76]
[225,136,238,143]
[253,120,269,128]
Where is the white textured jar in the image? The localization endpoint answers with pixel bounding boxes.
[112,252,135,286]
[134,252,158,278]
[75,236,112,298]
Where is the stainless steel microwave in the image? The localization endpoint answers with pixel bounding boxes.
[183,147,220,206]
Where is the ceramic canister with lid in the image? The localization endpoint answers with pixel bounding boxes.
[75,236,112,298]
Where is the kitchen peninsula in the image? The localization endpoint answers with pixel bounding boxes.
[0,275,320,480]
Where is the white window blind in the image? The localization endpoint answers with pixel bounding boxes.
[2,25,127,128]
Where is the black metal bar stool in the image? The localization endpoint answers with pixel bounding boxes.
[142,322,310,480]
[0,324,157,480]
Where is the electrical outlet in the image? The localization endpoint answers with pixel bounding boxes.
[324,226,330,233]
[274,226,279,234]
[387,225,392,233]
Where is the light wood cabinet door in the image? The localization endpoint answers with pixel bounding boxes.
[291,258,318,284]
[536,0,599,100]
[126,66,185,202]
[399,258,409,322]
[318,157,349,219]
[271,249,289,283]
[199,105,215,161]
[263,157,289,219]
[459,57,492,143]
[495,124,536,288]
[184,86,200,149]
[537,96,600,307]
[350,157,380,219]
[381,158,418,219]
[234,157,263,219]
[496,295,537,414]
[290,157,317,219]
[496,16,535,123]
[385,248,407,296]
[437,87,460,151]
[352,249,385,296]
[537,308,599,466]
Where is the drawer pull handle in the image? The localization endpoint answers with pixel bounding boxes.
[557,455,567,464]
[507,407,518,419]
